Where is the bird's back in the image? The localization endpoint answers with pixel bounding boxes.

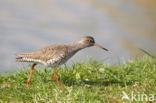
[16,44,69,66]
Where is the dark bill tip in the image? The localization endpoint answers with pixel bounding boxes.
[94,43,108,51]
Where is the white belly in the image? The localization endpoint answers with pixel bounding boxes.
[46,52,77,67]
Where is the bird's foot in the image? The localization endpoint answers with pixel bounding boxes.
[53,78,62,87]
[53,69,62,87]
[26,79,30,85]
[56,80,62,87]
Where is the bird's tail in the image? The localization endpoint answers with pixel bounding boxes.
[15,53,32,62]
[16,56,24,62]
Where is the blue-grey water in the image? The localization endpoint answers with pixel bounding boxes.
[0,0,156,72]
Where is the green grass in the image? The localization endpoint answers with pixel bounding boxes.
[0,56,156,103]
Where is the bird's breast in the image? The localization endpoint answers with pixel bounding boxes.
[47,51,77,67]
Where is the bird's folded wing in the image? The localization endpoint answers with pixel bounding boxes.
[16,44,68,63]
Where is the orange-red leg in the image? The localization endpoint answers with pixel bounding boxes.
[27,63,36,85]
[53,69,62,86]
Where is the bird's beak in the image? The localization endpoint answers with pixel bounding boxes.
[94,43,108,51]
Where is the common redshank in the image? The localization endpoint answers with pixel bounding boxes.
[16,36,108,86]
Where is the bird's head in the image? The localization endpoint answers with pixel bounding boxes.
[79,36,108,51]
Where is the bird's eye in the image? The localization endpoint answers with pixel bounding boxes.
[88,39,94,43]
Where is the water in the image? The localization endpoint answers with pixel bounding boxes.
[0,0,156,72]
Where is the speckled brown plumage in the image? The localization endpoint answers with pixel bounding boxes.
[16,44,69,67]
[16,36,108,86]
[16,36,108,67]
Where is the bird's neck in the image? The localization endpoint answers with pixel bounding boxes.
[68,42,86,53]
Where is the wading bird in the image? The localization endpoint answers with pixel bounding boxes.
[16,36,108,86]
